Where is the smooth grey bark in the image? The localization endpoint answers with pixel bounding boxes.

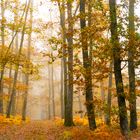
[128,0,137,131]
[48,64,51,119]
[109,0,129,138]
[11,17,19,116]
[66,0,74,124]
[8,65,12,105]
[47,63,55,119]
[22,74,29,120]
[7,35,14,106]
[7,0,31,118]
[11,17,19,115]
[80,0,96,130]
[58,0,68,120]
[0,70,4,114]
[1,0,5,46]
[8,68,18,117]
[51,63,55,118]
[22,0,33,121]
[105,62,113,125]
[60,59,64,118]
[0,0,5,114]
[64,0,74,126]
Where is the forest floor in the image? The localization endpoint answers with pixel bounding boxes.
[0,119,140,140]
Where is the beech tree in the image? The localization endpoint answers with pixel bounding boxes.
[128,0,137,131]
[109,0,129,137]
[57,0,67,119]
[64,0,74,126]
[7,0,31,118]
[22,0,33,121]
[80,0,96,130]
[0,0,5,114]
[105,62,113,125]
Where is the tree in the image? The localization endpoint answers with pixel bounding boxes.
[64,0,74,126]
[80,0,96,130]
[105,62,113,125]
[7,0,31,118]
[11,0,20,116]
[48,63,51,119]
[0,0,5,114]
[57,0,66,119]
[22,0,33,121]
[128,0,137,131]
[109,0,129,137]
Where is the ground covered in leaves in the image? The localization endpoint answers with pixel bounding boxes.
[0,117,140,140]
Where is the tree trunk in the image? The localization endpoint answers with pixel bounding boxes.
[22,0,33,121]
[60,59,64,118]
[7,69,18,117]
[48,64,51,119]
[109,0,129,138]
[0,0,5,114]
[128,0,137,131]
[11,11,21,116]
[105,62,113,125]
[11,16,19,116]
[1,0,5,46]
[51,64,55,118]
[22,75,29,120]
[64,0,74,126]
[7,35,14,113]
[7,0,31,118]
[100,81,106,121]
[0,70,4,114]
[58,0,67,120]
[80,0,96,130]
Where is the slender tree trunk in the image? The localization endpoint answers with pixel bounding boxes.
[7,69,18,117]
[15,71,21,114]
[48,64,51,119]
[51,64,55,118]
[80,0,96,130]
[22,75,29,120]
[60,60,64,118]
[7,0,31,118]
[128,0,137,131]
[22,0,33,121]
[7,35,14,110]
[11,24,19,116]
[8,65,12,106]
[109,0,129,138]
[58,0,68,120]
[105,62,113,125]
[0,0,5,114]
[11,76,16,116]
[0,70,4,114]
[1,0,5,46]
[100,81,106,121]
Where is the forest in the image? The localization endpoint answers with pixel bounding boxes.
[0,0,140,139]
